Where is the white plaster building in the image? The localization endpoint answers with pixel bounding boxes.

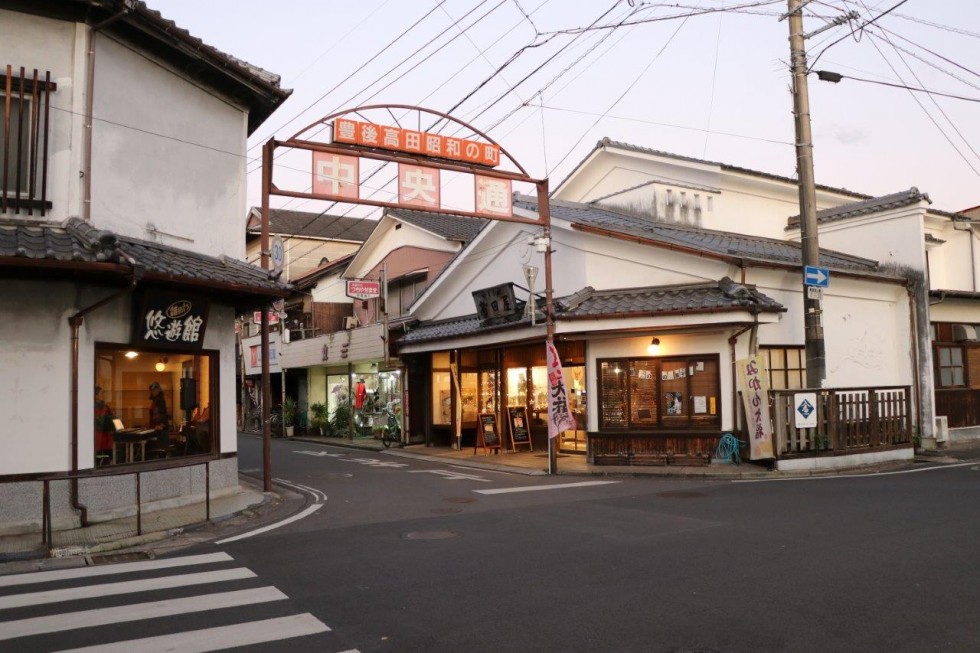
[0,0,289,535]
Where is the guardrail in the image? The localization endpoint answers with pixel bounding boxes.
[37,457,214,554]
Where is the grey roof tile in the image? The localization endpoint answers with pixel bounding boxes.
[516,196,881,272]
[787,187,930,229]
[0,217,287,295]
[388,208,487,243]
[399,278,783,345]
[248,208,377,242]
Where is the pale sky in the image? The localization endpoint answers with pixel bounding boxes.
[150,0,980,216]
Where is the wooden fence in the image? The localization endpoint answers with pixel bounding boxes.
[934,388,980,429]
[769,386,912,457]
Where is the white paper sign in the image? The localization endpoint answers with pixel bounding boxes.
[794,392,818,429]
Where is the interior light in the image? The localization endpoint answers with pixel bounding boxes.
[125,351,139,359]
[155,356,169,372]
[647,337,661,355]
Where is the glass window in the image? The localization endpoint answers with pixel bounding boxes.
[597,356,720,430]
[937,346,965,388]
[94,346,215,466]
[460,372,478,423]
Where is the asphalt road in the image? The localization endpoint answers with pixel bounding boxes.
[5,437,980,652]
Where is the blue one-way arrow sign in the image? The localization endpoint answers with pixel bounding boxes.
[804,265,830,288]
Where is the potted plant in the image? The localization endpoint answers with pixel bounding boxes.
[309,402,329,436]
[282,396,297,437]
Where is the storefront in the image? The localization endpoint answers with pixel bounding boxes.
[426,341,587,452]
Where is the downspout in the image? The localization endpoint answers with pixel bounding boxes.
[68,276,138,525]
[82,4,132,221]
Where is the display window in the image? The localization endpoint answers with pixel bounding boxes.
[94,345,215,466]
[598,355,720,430]
[432,352,451,425]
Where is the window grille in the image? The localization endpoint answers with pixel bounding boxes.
[2,65,55,215]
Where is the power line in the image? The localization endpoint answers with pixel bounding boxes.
[807,0,911,73]
[815,70,980,102]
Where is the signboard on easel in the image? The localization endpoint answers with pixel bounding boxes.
[507,406,532,451]
[476,413,501,456]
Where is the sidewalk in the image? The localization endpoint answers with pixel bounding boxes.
[0,476,273,564]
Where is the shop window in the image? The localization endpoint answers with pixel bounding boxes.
[761,346,805,390]
[432,352,451,425]
[937,346,965,387]
[94,345,215,466]
[598,356,720,430]
[461,372,478,423]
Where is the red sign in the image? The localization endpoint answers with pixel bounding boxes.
[346,280,381,300]
[253,311,280,325]
[475,175,513,217]
[333,118,500,168]
[313,152,359,199]
[398,164,440,209]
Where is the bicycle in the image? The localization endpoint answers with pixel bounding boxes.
[380,402,401,448]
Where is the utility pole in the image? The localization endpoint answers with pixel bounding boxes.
[787,0,826,388]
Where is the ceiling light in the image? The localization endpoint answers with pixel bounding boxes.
[647,338,661,355]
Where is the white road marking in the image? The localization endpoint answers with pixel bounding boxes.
[293,450,345,458]
[0,587,286,641]
[0,552,232,588]
[54,612,331,652]
[733,460,980,483]
[409,469,491,482]
[215,504,323,544]
[474,481,620,495]
[274,478,327,503]
[0,568,255,610]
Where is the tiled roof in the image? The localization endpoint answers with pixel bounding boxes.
[787,187,930,229]
[388,208,488,243]
[0,217,288,298]
[399,278,783,345]
[290,253,355,290]
[559,278,784,318]
[558,138,872,201]
[248,209,377,242]
[517,196,881,273]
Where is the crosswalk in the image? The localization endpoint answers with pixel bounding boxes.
[0,552,357,652]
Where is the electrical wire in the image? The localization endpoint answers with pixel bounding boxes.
[806,0,911,73]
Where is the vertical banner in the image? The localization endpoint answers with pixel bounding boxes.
[450,359,462,449]
[546,340,577,439]
[736,357,774,459]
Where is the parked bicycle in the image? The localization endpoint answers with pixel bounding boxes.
[380,401,401,448]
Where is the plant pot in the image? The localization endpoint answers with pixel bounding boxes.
[285,426,294,437]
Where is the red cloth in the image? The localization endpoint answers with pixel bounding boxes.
[354,380,367,409]
[94,400,114,451]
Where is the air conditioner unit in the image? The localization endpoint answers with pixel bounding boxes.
[935,415,949,443]
[343,316,359,329]
[951,324,977,342]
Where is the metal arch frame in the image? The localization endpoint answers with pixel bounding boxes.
[287,104,530,178]
[258,105,560,487]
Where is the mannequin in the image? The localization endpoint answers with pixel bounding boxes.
[354,378,367,410]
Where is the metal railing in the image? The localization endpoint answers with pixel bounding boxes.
[37,457,214,554]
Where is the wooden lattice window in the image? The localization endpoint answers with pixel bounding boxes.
[2,65,55,215]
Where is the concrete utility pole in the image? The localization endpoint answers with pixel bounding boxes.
[787,0,826,388]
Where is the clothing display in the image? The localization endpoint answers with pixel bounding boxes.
[354,379,367,409]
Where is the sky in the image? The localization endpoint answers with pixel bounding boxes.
[149,0,980,217]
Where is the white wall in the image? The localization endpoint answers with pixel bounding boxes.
[346,218,455,280]
[0,280,239,475]
[90,36,248,259]
[311,271,353,303]
[0,11,86,221]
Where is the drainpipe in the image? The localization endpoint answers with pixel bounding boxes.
[907,282,923,444]
[68,277,137,525]
[82,3,133,221]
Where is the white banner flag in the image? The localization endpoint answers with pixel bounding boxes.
[546,340,577,439]
[736,356,774,459]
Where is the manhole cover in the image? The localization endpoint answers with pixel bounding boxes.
[89,551,152,565]
[430,507,463,514]
[403,530,460,541]
[445,497,475,504]
[656,491,706,499]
